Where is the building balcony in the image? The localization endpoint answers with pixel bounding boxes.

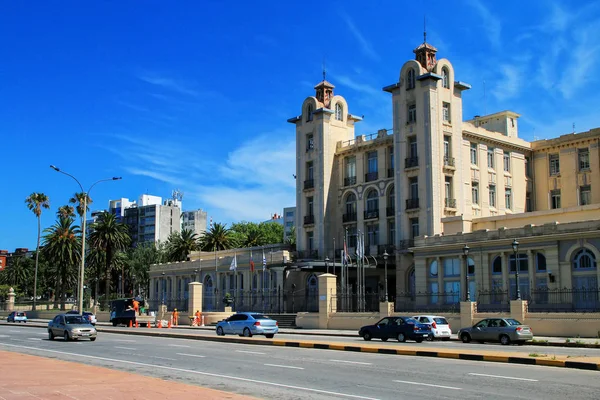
[406,198,419,210]
[405,157,419,169]
[304,179,314,190]
[344,176,357,186]
[445,198,457,209]
[443,157,456,169]
[303,215,315,225]
[364,210,379,220]
[296,250,318,260]
[386,207,395,217]
[398,239,414,251]
[343,213,357,223]
[365,172,378,182]
[387,168,394,178]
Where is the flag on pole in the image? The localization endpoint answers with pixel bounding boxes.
[262,249,267,271]
[250,250,255,273]
[343,239,349,265]
[229,253,237,271]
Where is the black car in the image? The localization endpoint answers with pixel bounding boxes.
[358,316,432,343]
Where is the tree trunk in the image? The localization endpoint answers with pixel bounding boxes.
[33,215,41,311]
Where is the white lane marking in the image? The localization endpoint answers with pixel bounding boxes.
[330,359,372,365]
[27,338,42,341]
[236,350,266,355]
[8,330,22,333]
[113,339,136,343]
[0,334,10,338]
[177,353,205,358]
[264,363,304,370]
[114,346,137,350]
[0,343,379,400]
[168,344,190,348]
[10,338,24,341]
[152,356,176,361]
[469,373,538,382]
[393,380,461,390]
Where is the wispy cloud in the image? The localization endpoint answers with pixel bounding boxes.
[137,72,199,97]
[492,64,522,101]
[465,0,501,48]
[557,24,600,99]
[340,13,379,61]
[335,75,381,97]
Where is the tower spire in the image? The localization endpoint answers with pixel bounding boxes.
[424,15,427,44]
[322,57,326,81]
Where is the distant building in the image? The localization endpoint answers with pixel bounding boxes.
[283,207,296,242]
[182,209,208,238]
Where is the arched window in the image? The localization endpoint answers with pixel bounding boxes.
[536,253,547,271]
[366,189,379,212]
[335,103,343,121]
[572,249,597,270]
[407,68,416,90]
[388,186,395,213]
[345,193,357,216]
[442,67,449,89]
[491,256,502,274]
[203,275,214,311]
[430,260,438,277]
[306,104,313,122]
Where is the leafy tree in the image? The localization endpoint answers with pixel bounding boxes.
[25,192,50,310]
[285,225,296,249]
[258,221,284,244]
[166,229,199,261]
[85,247,105,303]
[89,212,131,301]
[230,221,284,247]
[125,243,165,298]
[199,222,236,251]
[42,216,81,310]
[69,192,92,219]
[57,205,76,219]
[0,256,33,294]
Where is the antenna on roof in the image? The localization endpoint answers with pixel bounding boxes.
[423,15,427,44]
[322,57,327,81]
[573,123,576,134]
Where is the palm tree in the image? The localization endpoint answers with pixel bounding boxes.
[25,192,50,310]
[69,192,92,219]
[166,229,199,261]
[0,256,33,292]
[57,205,76,219]
[85,247,105,305]
[199,222,236,251]
[42,217,81,310]
[89,212,131,302]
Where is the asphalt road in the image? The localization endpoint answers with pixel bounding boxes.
[1,324,599,399]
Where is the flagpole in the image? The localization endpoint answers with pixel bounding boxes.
[333,237,336,277]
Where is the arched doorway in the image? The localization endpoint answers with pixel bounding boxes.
[306,274,318,312]
[408,267,415,300]
[203,275,214,311]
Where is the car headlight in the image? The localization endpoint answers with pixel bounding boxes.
[72,329,80,334]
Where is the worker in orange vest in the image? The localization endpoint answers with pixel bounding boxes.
[132,299,140,315]
[195,310,201,325]
[172,309,179,327]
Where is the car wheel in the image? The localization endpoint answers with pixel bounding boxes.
[477,340,485,344]
[63,331,70,342]
[265,334,274,339]
[48,330,54,341]
[397,333,406,342]
[112,321,118,327]
[90,337,97,342]
[442,337,450,341]
[426,334,434,341]
[216,326,224,336]
[461,333,471,343]
[363,331,372,341]
[500,334,511,345]
[516,340,525,346]
[381,337,388,342]
[416,338,424,343]
[243,328,252,337]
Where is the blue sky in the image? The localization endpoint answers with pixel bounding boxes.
[1,0,600,251]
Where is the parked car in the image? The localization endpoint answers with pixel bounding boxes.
[47,314,97,342]
[412,315,452,341]
[458,318,533,345]
[66,310,96,325]
[7,311,27,323]
[216,312,278,338]
[358,316,431,343]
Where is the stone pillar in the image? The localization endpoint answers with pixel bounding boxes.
[460,301,475,331]
[527,250,535,298]
[188,282,203,324]
[501,252,509,292]
[7,287,15,312]
[379,301,393,317]
[510,300,528,322]
[318,273,336,329]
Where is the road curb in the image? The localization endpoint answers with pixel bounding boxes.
[5,323,599,371]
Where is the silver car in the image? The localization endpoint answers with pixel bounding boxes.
[458,317,533,345]
[216,312,278,338]
[47,314,97,341]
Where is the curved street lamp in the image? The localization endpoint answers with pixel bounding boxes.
[463,244,470,302]
[383,251,389,302]
[50,165,121,314]
[325,257,330,274]
[512,239,521,300]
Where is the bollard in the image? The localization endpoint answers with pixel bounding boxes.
[201,315,205,327]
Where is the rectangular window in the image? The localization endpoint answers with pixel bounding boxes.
[489,184,496,208]
[525,156,531,177]
[407,104,416,123]
[366,223,379,247]
[307,196,313,216]
[442,102,451,122]
[409,136,417,158]
[306,134,314,151]
[409,177,418,200]
[505,188,512,209]
[549,154,560,176]
[550,189,561,209]
[579,148,590,171]
[367,151,378,173]
[410,217,419,239]
[306,161,313,180]
[526,193,532,212]
[445,176,452,200]
[443,136,451,160]
[509,253,529,272]
[470,143,478,165]
[307,231,314,251]
[388,221,395,246]
[345,156,356,179]
[389,147,394,170]
[580,185,591,206]
[346,225,357,248]
[487,148,495,169]
[444,282,460,303]
[503,151,510,172]
[443,258,460,276]
[471,182,479,205]
[430,282,438,304]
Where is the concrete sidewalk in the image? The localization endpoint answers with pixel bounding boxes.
[0,350,257,400]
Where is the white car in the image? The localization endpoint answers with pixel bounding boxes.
[412,315,452,340]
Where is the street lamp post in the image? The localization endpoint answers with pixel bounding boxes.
[463,244,471,302]
[512,239,521,300]
[325,257,330,274]
[50,165,121,314]
[383,251,389,302]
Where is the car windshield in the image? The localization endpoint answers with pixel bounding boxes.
[17,313,26,316]
[434,318,448,324]
[404,318,418,324]
[65,316,87,324]
[505,319,522,326]
[249,314,271,320]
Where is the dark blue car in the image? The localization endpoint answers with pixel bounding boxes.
[359,316,431,343]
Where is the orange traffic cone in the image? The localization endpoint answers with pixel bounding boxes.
[135,320,139,328]
[157,320,162,328]
[147,322,151,328]
[128,320,132,328]
[168,318,172,329]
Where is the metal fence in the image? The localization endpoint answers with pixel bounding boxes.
[147,297,188,312]
[528,287,600,312]
[201,289,318,314]
[395,292,461,313]
[477,289,510,312]
[334,291,381,312]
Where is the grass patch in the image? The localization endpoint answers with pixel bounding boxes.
[532,339,548,343]
[529,353,547,357]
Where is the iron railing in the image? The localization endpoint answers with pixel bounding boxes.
[147,297,189,312]
[386,207,395,217]
[445,198,457,208]
[528,287,600,312]
[477,289,510,312]
[344,176,357,186]
[387,168,394,178]
[395,292,461,313]
[364,210,379,219]
[334,291,381,312]
[304,215,315,225]
[343,213,357,222]
[444,157,455,167]
[406,198,419,210]
[365,172,378,182]
[304,179,314,190]
[405,157,419,168]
